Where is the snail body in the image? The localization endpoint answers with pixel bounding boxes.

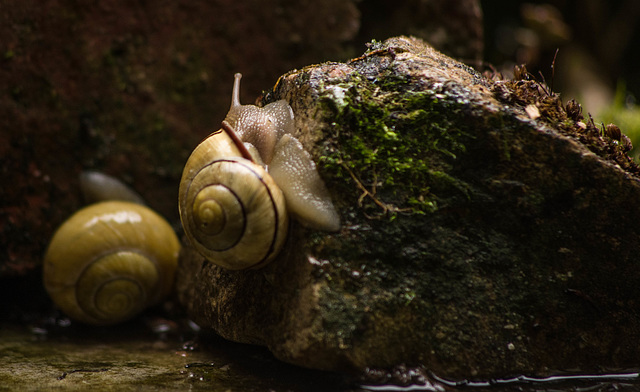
[79,170,146,205]
[179,73,339,270]
[43,200,180,325]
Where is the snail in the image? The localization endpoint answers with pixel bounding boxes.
[179,73,339,270]
[79,170,146,205]
[43,173,180,326]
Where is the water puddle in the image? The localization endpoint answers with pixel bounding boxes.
[360,371,640,392]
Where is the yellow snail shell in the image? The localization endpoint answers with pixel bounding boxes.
[179,123,289,270]
[179,73,339,270]
[43,200,180,325]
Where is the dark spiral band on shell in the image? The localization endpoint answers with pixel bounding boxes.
[239,161,284,269]
[190,180,247,252]
[180,155,288,270]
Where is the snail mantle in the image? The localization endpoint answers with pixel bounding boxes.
[176,36,640,378]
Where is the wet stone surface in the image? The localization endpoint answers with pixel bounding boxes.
[0,321,351,391]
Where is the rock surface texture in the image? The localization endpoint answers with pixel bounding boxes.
[176,37,640,378]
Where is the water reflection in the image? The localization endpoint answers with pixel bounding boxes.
[360,382,445,391]
[435,371,640,387]
[360,371,640,392]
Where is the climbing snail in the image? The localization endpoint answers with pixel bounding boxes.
[179,73,340,270]
[43,174,180,326]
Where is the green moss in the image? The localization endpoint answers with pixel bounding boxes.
[317,73,473,218]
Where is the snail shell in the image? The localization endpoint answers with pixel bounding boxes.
[179,123,289,270]
[179,73,339,270]
[43,201,180,325]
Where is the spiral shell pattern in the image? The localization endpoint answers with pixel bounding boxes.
[179,151,289,270]
[43,201,180,325]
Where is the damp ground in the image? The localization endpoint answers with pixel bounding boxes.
[0,320,352,391]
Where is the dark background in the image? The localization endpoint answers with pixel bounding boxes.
[480,0,640,115]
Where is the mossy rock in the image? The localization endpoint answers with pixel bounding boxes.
[176,36,640,378]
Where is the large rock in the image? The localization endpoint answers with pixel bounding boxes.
[176,36,640,378]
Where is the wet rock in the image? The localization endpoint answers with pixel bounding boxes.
[177,36,640,378]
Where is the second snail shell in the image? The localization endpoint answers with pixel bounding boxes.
[43,200,180,325]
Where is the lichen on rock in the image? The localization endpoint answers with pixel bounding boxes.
[176,36,640,379]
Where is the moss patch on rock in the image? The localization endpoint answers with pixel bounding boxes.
[317,73,474,217]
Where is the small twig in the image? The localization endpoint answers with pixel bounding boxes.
[185,362,216,368]
[347,48,398,64]
[341,163,410,218]
[342,164,386,211]
[550,48,559,93]
[57,368,109,380]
